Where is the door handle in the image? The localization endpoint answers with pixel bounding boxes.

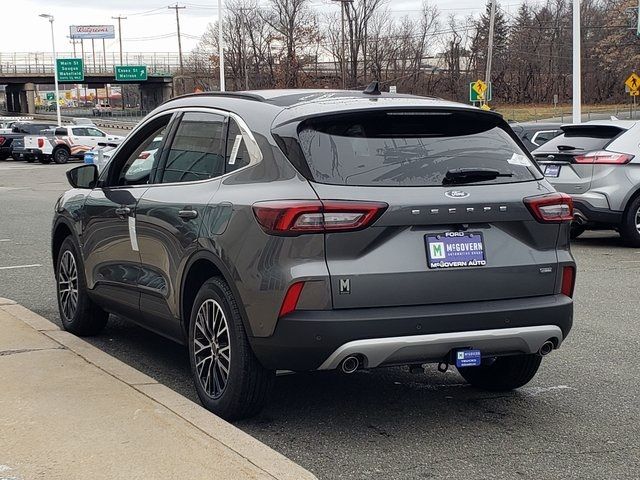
[115,206,131,218]
[178,209,198,220]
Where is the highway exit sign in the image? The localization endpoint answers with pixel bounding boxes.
[115,65,148,81]
[56,58,84,82]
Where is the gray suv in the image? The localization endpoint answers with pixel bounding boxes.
[52,89,576,419]
[533,120,640,244]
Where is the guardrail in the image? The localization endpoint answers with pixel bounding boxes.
[0,52,180,75]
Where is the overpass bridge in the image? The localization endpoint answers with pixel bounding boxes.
[0,52,181,114]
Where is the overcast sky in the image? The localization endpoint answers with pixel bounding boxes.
[3,0,529,54]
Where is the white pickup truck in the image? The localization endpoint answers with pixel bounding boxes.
[23,125,123,164]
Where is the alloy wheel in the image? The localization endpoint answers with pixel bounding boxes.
[193,299,231,399]
[58,250,79,321]
[635,207,640,234]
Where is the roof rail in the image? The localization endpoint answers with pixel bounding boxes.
[164,91,265,105]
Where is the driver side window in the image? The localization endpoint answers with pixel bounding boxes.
[104,114,172,187]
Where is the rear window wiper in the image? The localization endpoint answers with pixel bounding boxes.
[443,168,513,185]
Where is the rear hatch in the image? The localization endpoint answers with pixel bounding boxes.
[532,124,627,194]
[281,108,565,309]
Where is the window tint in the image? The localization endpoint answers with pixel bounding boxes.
[161,112,226,183]
[225,118,250,173]
[87,128,105,137]
[532,130,560,146]
[73,127,89,137]
[112,116,171,186]
[296,111,538,187]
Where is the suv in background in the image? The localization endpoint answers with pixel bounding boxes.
[533,120,640,243]
[52,89,576,419]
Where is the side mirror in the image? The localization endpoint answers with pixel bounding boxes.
[66,164,98,189]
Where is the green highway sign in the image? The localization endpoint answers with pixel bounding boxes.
[56,58,84,82]
[469,81,492,102]
[115,65,148,81]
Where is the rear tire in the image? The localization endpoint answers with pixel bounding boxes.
[53,147,70,164]
[56,237,109,336]
[188,277,274,420]
[458,353,542,391]
[621,196,640,247]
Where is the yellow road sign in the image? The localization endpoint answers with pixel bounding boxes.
[472,79,488,98]
[632,90,640,97]
[480,103,491,111]
[625,73,640,92]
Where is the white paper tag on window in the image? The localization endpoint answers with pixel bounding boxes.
[229,134,243,165]
[128,216,139,252]
[508,153,531,167]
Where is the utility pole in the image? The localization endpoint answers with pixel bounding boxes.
[112,15,127,66]
[169,4,186,71]
[485,0,496,89]
[572,0,581,123]
[112,15,127,110]
[218,0,225,91]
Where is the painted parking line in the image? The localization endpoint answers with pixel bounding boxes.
[0,264,42,271]
[0,239,11,242]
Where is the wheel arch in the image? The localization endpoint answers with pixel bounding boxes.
[51,218,75,268]
[622,185,640,222]
[180,250,254,339]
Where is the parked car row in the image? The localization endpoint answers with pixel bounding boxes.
[1,118,123,164]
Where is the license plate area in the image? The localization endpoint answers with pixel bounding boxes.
[425,231,486,269]
[544,164,561,177]
[455,349,482,368]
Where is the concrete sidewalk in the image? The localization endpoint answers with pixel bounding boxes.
[0,298,317,480]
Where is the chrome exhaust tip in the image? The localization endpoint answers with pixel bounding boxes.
[340,355,360,374]
[538,340,554,357]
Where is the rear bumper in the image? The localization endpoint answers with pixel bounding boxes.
[250,294,573,371]
[14,148,44,157]
[573,198,622,225]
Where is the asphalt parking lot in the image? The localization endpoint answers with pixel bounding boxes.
[1,160,639,480]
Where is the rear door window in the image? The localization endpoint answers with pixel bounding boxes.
[160,112,226,184]
[296,110,539,187]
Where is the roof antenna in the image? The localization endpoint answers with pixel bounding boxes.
[363,80,381,96]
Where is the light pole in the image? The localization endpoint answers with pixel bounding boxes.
[40,13,61,126]
[218,0,225,92]
[572,0,581,124]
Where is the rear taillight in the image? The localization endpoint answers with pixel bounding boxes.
[0,136,5,146]
[253,200,388,235]
[561,266,576,297]
[524,193,573,223]
[279,281,305,318]
[574,150,633,164]
[37,137,45,148]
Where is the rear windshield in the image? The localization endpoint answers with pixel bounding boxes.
[296,111,539,187]
[535,126,623,154]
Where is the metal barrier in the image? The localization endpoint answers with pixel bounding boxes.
[0,52,180,75]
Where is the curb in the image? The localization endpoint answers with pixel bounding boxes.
[0,299,318,480]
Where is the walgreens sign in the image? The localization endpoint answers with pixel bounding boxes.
[69,25,115,40]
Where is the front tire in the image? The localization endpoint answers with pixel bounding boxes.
[458,353,542,391]
[56,237,109,336]
[188,277,274,420]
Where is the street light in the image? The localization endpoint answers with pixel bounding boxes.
[40,14,61,126]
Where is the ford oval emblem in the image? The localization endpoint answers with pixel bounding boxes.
[444,190,470,199]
